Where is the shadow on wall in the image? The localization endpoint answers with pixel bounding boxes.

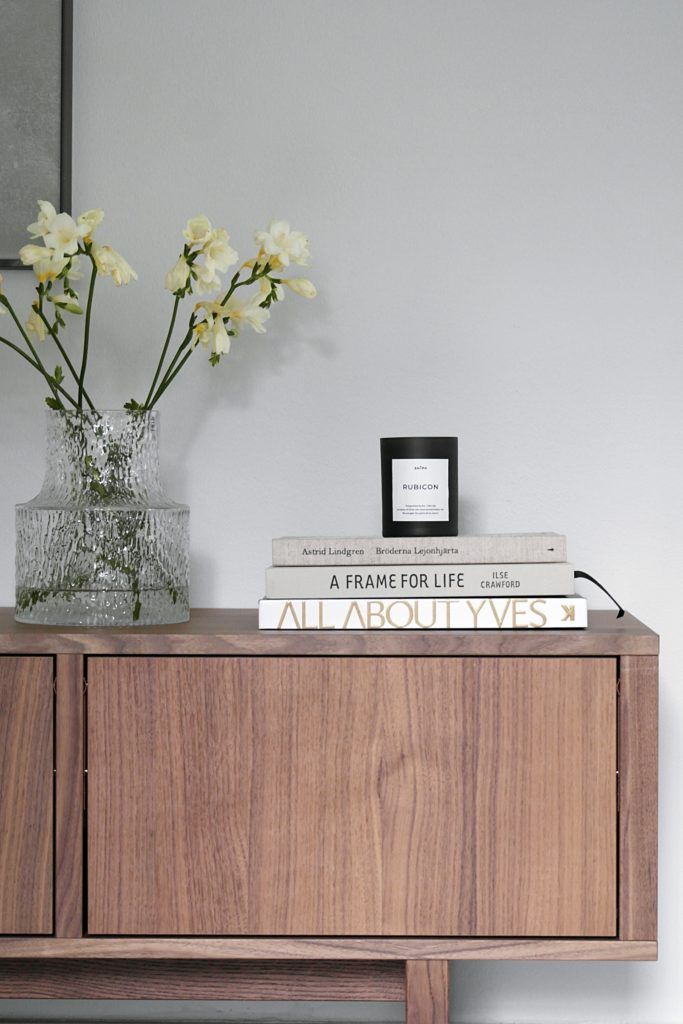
[454,959,660,1022]
[158,288,334,474]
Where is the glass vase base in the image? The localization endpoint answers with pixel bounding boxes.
[15,411,190,628]
[15,585,190,627]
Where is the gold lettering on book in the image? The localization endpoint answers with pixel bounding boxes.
[490,598,512,629]
[276,602,302,629]
[511,599,527,628]
[437,599,455,627]
[318,601,333,628]
[367,601,386,628]
[466,599,487,627]
[385,600,414,628]
[342,601,366,629]
[530,599,547,627]
[414,600,438,628]
[562,604,575,622]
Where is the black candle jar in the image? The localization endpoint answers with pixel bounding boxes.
[380,437,458,537]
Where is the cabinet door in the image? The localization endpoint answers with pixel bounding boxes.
[0,657,53,934]
[87,656,616,937]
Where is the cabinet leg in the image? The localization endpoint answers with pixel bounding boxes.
[405,960,449,1024]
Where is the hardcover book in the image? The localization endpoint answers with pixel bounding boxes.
[265,562,575,599]
[258,596,587,630]
[272,532,566,566]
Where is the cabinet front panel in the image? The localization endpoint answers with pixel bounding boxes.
[87,656,616,936]
[0,656,53,934]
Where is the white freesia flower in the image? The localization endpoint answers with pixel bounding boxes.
[202,228,238,274]
[91,244,138,286]
[27,200,57,238]
[77,208,105,237]
[65,255,83,281]
[19,244,69,281]
[259,278,284,303]
[192,303,232,355]
[224,292,270,334]
[254,220,311,267]
[45,213,87,257]
[183,215,212,247]
[283,277,317,298]
[165,256,190,294]
[48,293,83,315]
[193,260,222,294]
[26,308,47,341]
[205,315,232,355]
[37,257,69,281]
[19,244,49,266]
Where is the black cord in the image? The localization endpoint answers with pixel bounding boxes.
[574,570,624,618]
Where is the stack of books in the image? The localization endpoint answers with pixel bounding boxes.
[258,532,587,630]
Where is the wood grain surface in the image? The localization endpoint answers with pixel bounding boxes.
[0,656,53,934]
[619,655,658,940]
[87,656,616,937]
[0,608,658,656]
[0,958,404,1000]
[406,960,449,1024]
[54,654,84,936]
[0,937,657,961]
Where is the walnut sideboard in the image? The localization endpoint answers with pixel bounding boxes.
[0,608,658,1021]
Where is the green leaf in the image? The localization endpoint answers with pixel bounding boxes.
[123,398,143,411]
[54,365,64,384]
[45,396,62,410]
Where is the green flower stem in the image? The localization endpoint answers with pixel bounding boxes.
[36,306,95,411]
[0,334,79,407]
[148,345,195,408]
[143,294,181,409]
[3,298,65,407]
[143,265,272,410]
[78,255,98,410]
[145,317,195,405]
[219,264,270,307]
[146,329,194,409]
[219,270,241,306]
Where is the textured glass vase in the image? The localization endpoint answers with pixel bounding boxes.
[15,410,189,626]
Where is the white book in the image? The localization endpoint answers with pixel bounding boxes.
[265,562,575,599]
[258,596,587,630]
[272,533,566,566]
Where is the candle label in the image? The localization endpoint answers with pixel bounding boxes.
[391,458,449,522]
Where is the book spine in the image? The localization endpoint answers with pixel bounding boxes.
[272,533,566,566]
[259,597,587,630]
[265,562,575,599]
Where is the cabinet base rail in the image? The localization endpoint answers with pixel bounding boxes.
[0,958,453,1022]
[0,958,454,1024]
[0,959,408,1002]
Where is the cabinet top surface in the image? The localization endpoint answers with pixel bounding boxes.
[0,608,658,655]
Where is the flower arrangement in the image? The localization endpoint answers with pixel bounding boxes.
[0,202,316,411]
[6,201,316,628]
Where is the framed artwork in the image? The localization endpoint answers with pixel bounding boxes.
[0,0,73,268]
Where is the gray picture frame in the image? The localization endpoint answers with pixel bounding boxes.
[0,0,73,268]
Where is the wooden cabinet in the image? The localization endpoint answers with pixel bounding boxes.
[87,655,616,937]
[0,609,659,1019]
[0,657,53,934]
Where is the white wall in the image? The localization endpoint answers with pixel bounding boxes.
[1,0,682,1021]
